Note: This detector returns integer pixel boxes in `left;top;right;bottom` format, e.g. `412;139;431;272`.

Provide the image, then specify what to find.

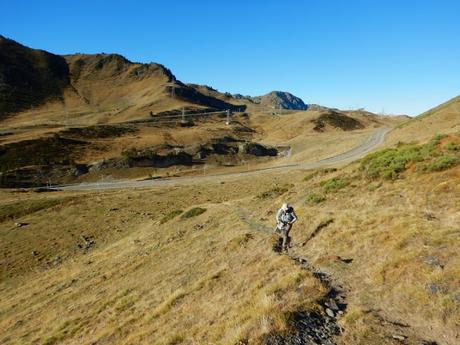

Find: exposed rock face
254;91;308;110
240;143;278;156
128;152;193;168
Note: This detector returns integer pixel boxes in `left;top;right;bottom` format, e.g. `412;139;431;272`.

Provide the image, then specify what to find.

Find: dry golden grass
286;165;460;344
0;173;327;345
386;95;460;146
1;99;458;344
1;156;458;344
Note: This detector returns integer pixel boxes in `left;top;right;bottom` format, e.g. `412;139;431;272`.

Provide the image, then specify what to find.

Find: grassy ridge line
393;95;460;130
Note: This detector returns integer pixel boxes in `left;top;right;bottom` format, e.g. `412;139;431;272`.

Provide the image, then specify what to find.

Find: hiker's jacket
276;208;297;227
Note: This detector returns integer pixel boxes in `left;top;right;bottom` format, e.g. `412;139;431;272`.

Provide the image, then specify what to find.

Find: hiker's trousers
281;224;292;250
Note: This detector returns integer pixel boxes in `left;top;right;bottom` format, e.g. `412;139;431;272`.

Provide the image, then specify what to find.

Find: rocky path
236;207;442;345
236;207;347;345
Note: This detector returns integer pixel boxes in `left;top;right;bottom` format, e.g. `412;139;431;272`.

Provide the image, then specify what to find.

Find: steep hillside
0;37;241;126
386;95;460;145
0;35;69;118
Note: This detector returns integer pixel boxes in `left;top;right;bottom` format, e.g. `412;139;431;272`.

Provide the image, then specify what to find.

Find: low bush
181;207;206;219
418;156;459;172
305;192;326;204
445;141;460;152
160;210;183;224
360;134;460;179
320;177;349;193
360;146;424;179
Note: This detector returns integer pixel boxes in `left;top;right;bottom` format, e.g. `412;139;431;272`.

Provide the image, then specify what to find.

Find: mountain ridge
0;36;317;126
0;36;243;124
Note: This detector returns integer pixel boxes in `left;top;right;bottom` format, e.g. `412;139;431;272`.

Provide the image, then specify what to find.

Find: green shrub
320;177;349;193
418;156;459;172
445;141;460;152
361;134;460;179
305;192;326;204
424;134;446;153
181;207;206;219
433;133;447;141
361;147;416;179
160;210;183;224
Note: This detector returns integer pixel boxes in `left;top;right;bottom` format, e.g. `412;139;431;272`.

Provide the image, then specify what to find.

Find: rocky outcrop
239;142;278;156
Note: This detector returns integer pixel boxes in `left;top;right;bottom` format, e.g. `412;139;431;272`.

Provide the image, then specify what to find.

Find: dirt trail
58;128;389;191
235;206;346;345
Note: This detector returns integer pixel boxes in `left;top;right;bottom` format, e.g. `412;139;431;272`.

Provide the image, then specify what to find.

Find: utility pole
182;107;185;124
226;109;230;125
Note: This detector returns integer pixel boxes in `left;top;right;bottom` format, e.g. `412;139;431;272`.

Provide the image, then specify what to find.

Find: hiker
275;203;297;252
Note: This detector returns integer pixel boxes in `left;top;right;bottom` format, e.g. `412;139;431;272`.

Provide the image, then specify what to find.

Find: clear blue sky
1;0;459;115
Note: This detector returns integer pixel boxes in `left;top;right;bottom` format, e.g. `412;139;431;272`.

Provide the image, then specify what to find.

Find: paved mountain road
59;127;389;191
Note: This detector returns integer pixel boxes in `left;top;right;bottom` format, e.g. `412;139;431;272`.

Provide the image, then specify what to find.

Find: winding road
59;127;389;191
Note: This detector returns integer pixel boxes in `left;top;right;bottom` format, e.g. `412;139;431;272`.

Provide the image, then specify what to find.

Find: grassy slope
386;95;460;146
0;174;326;345
0;135;459;344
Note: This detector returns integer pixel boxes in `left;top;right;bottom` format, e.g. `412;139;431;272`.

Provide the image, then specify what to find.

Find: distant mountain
231;91;308;110
252;91;308;110
0;36;243;123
